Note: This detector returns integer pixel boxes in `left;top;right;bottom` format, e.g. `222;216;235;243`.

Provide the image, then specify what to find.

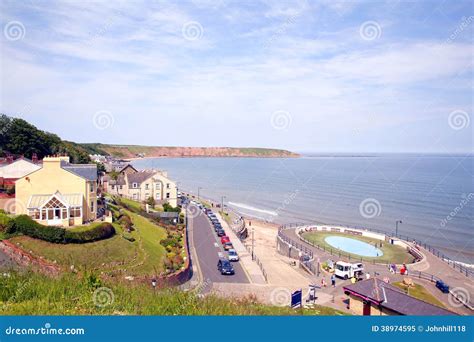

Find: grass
118;197;143;212
392;281;446;308
8;210;168;276
0;271;346;315
301;231;413;264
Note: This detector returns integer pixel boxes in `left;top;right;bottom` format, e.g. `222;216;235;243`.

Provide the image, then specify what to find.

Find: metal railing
279;222;474;278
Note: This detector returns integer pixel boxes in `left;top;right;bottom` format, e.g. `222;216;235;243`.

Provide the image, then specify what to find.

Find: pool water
325;236;383;257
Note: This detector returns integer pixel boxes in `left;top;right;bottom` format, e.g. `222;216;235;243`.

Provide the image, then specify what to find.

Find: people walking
331;274;336;287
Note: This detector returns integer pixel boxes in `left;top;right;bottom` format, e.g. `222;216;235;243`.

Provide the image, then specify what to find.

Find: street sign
291;289;302;309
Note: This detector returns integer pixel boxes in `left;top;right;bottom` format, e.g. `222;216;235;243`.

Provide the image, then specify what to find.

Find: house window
145;193;150;198
70;208;81;218
111;185;115;190
90;201;94;212
90;182;94;192
145;183;149;190
156;193;160;200
166;183;170;189
133;193;138;200
155;183;161;189
166;192;170;199
133;183;138;188
119;185;123;190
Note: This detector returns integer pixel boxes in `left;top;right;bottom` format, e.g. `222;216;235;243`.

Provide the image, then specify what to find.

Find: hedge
0;213;12;233
8;215;115;244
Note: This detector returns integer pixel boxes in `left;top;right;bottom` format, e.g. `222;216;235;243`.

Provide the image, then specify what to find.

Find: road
188;206;250;284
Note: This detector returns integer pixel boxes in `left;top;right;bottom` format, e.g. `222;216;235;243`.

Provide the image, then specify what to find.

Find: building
343;278;456;316
0;155;41;188
15;156;98;227
102;165;177;207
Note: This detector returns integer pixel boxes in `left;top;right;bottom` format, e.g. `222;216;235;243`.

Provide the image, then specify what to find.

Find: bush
118;215;133;232
0;213;12;232
64;223;115;243
163;203;180;213
8;216;115;244
11;215;66;243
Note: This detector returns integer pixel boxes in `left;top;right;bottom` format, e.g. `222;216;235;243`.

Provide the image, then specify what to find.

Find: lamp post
198;187;202;201
221;195;226;214
251;227;255;260
395;220;402;237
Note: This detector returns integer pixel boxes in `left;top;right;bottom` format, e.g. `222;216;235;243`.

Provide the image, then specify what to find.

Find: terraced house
15;156;98;227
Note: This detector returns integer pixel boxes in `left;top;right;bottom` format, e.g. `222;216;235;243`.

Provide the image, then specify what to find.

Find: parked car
217;258;235;275
216;229;226;237
334;261;364;280
221;236;230;244
435;280;450;293
223;242;233;251
227;249;239;261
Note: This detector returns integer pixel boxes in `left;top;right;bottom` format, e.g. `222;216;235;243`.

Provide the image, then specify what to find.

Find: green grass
8;211;168;276
301;232;412;264
118;197;143;212
392;282;446;308
0;271;346;315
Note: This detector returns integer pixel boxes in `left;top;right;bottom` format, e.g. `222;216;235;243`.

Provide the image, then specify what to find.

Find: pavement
187;205;250;288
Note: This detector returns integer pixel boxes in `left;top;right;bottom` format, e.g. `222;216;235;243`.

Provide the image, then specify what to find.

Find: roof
27;191;83;208
103;174;126;185
61;161;97;181
127;171;156;186
158;212;179;218
343;278;457;316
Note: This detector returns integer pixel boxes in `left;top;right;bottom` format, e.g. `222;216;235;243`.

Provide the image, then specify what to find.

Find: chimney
32;153;38;163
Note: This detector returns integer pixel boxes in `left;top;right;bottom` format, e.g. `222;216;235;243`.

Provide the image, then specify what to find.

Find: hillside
83;144;300;159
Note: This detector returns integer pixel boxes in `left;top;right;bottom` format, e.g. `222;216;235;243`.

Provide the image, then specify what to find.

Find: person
321;278;327;288
351;276;356;284
403;263;408;276
366;272;371;280
331;274;336;287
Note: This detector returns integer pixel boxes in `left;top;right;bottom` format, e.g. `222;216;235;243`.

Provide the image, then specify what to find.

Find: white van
334;261;364;280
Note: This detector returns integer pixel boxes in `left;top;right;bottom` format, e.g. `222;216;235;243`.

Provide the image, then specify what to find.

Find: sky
0;0;472;153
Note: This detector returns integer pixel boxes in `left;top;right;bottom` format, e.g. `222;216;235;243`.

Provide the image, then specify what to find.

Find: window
166;183;170;189
156;193;160;200
119;185;123;190
145;183;149;190
166;192;170;199
90;201;94;212
133;183;138;188
111;185;115;190
155;183;161;189
90;182;94;192
133;193;138;200
145;193;150;198
70;208;81;218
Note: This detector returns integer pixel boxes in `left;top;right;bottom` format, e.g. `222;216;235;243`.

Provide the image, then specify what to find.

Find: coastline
124;155;300;161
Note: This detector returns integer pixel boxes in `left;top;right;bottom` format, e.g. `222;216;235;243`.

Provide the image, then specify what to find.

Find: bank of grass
301;232;412;264
8;210;167;275
0;271;346;315
392;281;446;308
118;197;143;212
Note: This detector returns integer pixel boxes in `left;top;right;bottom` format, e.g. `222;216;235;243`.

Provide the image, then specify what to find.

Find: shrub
146;196;155;207
64;223;115;243
163;203;180;213
11;215;66;243
0;213;12;232
118;215;133;231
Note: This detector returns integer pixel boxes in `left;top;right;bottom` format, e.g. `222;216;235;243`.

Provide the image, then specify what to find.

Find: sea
132;154;473;264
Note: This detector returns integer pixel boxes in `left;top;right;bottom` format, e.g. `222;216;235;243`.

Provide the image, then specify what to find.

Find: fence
279;223;474;278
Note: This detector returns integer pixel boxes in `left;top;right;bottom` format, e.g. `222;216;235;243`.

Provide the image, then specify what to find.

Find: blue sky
0;0;472;153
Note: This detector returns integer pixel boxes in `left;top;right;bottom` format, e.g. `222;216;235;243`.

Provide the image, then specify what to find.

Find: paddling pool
325;236;383;257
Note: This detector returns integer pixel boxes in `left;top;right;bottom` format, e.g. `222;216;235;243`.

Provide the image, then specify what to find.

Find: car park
217;258;235;275
223;242;233;251
221;236;230;244
227;249;239;261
